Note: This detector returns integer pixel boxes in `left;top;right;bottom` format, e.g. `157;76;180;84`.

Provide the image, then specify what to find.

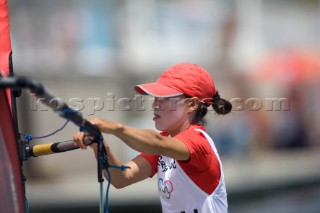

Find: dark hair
211;92;232;115
188;92;232;125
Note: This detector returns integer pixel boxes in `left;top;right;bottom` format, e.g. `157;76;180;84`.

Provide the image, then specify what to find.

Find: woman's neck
168;121;191;137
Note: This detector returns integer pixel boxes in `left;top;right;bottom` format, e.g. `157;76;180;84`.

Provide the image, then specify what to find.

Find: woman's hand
72;117;107;149
73;117;115;149
73;131;89;150
88;117;122;134
87;117;104;131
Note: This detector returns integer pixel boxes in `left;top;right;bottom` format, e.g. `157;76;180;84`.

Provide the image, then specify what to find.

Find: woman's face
152;96;189;134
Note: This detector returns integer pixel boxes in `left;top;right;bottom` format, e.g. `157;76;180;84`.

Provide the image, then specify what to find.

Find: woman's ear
186;97;200;112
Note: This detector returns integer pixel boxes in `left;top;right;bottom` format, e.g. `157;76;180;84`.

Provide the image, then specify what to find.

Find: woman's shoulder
175;125;211;152
177;124;207;140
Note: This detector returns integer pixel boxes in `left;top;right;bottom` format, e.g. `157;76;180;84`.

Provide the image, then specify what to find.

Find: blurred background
7;0;320;212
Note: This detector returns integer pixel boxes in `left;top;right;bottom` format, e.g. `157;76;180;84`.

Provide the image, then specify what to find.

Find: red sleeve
174;129;212;171
139;153;158;177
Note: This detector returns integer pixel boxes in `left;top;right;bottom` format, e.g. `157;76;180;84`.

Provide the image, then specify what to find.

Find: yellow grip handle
32;144;54;157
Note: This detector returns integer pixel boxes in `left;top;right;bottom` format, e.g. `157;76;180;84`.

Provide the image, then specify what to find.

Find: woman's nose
152;99;158;110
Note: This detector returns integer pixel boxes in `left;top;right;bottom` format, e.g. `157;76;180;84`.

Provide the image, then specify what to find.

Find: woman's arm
88;117;190;161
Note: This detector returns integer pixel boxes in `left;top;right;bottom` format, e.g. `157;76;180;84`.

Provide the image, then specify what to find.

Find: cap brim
135;82;183;97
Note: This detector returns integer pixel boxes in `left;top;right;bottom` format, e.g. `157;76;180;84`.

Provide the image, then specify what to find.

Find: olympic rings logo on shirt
158;178;173;199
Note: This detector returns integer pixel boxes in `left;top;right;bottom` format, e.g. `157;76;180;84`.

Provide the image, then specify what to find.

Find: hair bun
212;92;232;115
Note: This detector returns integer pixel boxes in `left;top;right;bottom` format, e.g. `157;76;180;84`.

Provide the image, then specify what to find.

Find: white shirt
157;129;228;213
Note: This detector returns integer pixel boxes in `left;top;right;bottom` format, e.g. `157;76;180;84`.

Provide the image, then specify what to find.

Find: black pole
9;53;21;142
7;52;27;212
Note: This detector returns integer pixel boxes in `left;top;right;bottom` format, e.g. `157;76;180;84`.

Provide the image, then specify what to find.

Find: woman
73;63;232;213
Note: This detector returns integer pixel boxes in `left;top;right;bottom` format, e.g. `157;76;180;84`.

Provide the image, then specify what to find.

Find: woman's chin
155;124;166;132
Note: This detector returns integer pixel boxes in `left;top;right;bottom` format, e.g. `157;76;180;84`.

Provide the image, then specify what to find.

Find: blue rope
102;160;130;213
25;196;29;213
99;139;130;213
100;181;104;213
19;120;69;141
105;168;111;213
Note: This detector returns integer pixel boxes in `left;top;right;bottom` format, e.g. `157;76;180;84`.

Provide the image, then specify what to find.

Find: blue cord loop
103;163;130;213
109;165;131;171
25;134;33;141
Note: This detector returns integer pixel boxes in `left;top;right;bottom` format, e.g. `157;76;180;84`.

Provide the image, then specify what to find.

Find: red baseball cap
135;63;217;105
